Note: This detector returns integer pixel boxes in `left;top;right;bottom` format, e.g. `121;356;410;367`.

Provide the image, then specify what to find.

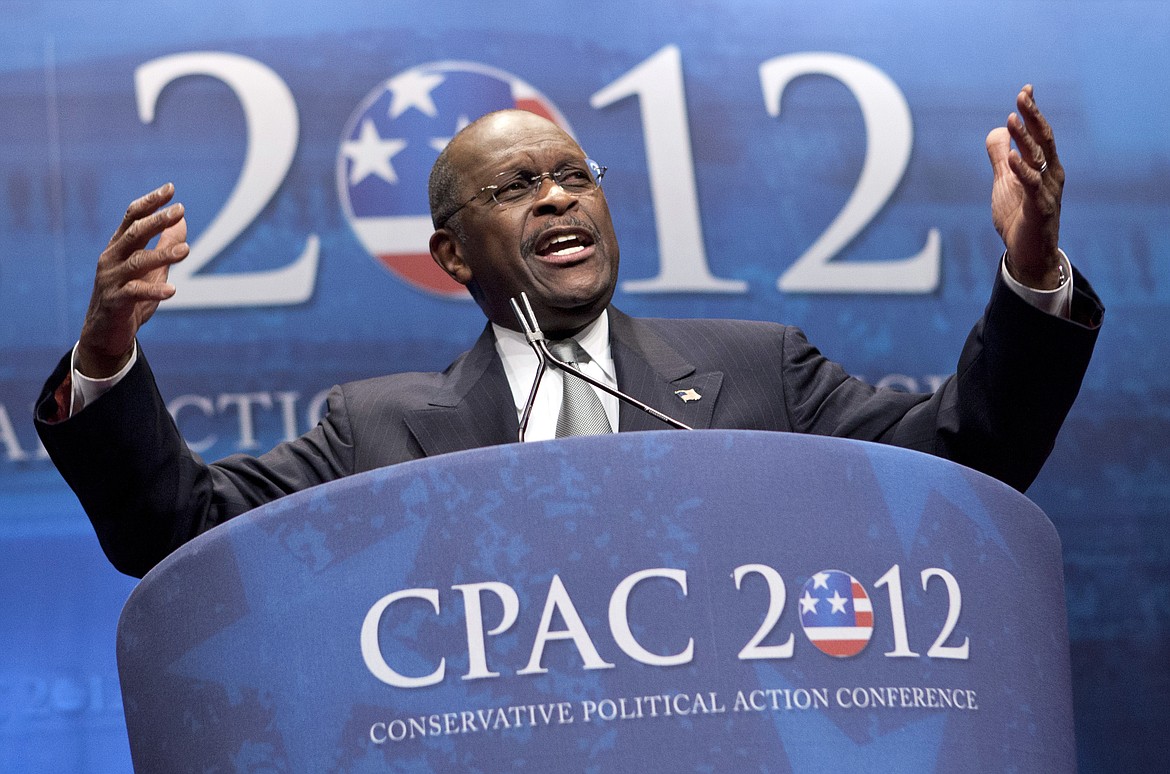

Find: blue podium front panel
118;431;1073;772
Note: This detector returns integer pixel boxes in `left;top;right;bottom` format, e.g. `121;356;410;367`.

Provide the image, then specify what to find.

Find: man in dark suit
36;87;1103;578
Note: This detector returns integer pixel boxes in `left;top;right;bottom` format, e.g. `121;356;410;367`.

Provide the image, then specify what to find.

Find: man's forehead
453;111;584;170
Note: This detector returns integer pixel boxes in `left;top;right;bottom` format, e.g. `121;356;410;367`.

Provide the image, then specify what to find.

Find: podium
116;431;1075;772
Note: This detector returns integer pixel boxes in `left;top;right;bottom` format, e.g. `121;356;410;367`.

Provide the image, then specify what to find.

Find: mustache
520;216;601;256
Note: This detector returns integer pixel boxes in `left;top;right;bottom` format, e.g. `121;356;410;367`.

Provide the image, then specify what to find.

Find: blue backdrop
1;1;1166;771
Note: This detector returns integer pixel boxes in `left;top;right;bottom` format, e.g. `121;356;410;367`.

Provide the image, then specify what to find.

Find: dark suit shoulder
338;369;455;410
632;315;787;336
620;314;795;371
334;331;494;411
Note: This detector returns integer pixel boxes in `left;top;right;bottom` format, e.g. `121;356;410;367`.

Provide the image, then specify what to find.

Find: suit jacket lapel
609;307;723;431
403;325;520;457
405;309;723;455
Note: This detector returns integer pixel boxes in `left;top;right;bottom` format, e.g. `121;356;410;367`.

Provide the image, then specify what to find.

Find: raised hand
985;85;1066;289
76;184;189;377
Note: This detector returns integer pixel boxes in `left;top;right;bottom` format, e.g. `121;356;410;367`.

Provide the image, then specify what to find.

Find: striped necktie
548;339;613;437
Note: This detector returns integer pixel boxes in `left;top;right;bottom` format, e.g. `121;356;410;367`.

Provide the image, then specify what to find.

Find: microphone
508;293;693;442
508;293;549;442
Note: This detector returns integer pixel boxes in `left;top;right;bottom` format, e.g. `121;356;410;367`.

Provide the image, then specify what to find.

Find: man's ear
429;228;473;286
430;228;473;286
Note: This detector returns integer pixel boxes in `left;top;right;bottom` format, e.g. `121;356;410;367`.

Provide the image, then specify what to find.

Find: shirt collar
492;309;615;409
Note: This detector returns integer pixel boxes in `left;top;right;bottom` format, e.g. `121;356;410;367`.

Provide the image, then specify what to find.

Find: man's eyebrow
483;153;587;180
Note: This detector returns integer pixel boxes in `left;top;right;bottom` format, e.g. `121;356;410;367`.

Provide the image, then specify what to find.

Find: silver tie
548;339;613;437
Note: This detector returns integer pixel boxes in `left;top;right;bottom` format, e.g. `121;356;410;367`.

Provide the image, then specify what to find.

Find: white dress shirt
492;309;619;441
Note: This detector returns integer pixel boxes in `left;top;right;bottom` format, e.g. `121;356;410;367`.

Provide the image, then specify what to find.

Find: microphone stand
509;293;693;443
508;294;549;442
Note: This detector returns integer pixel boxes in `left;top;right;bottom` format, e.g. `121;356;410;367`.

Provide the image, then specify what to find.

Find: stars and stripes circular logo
798;569;874;657
337;61;575;297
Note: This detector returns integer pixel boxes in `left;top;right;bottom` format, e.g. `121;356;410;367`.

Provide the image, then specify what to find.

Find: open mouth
535;228;595;259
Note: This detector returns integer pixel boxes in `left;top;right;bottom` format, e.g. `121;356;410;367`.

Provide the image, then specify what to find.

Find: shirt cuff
1000;250;1074;319
69;341;138;417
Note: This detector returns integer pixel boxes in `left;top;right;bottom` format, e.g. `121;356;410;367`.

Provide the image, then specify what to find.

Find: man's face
431;111;620;336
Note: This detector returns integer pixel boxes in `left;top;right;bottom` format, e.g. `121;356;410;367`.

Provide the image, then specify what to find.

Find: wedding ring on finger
1038;160;1048;175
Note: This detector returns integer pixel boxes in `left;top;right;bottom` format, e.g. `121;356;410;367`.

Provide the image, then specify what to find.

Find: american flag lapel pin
674;388;701;403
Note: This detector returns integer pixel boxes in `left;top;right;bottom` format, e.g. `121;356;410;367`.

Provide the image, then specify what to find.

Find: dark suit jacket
37;272;1103;577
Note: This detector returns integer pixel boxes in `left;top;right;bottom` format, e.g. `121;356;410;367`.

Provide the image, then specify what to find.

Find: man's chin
532;289;612;333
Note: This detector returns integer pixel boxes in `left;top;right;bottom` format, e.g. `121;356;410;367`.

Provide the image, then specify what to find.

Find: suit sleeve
35;349;356;577
780;267;1103;491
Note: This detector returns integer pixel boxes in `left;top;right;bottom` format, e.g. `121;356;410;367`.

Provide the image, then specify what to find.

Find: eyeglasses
436;158;606;228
